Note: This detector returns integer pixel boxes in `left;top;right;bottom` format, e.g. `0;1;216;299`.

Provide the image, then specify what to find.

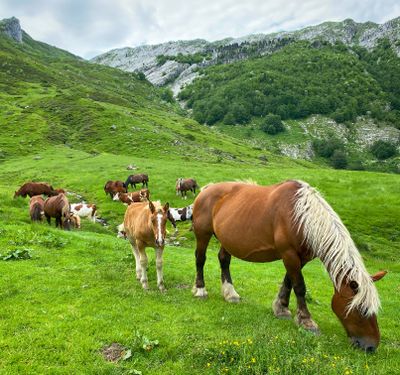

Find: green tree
260;114;285;135
331;150;348;169
370;140;398;160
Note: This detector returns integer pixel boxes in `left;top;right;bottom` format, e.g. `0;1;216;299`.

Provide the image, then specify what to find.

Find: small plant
1;248;32;261
133;331;159;352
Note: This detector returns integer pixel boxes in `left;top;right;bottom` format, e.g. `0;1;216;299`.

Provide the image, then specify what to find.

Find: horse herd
13;177;387;352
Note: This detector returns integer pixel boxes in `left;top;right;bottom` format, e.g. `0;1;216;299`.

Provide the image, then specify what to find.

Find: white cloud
0;0;398;58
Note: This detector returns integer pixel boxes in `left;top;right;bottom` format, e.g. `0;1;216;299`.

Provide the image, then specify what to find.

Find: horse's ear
163;202;169;212
371;270;387;282
149;201;155;213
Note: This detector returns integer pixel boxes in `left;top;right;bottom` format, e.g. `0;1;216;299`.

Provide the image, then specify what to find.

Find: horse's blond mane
292;181;380;316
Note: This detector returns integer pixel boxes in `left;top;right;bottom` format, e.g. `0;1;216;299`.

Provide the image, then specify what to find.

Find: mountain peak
0;17;23;43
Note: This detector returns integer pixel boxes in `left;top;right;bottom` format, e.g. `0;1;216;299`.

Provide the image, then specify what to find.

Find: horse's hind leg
282;255;319;333
219;247;240;303
129;239;142;281
155;247;166;292
192;231;212;298
273;273;292;319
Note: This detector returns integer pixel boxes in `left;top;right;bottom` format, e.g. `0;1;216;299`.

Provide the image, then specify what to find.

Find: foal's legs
272;273;292;319
282;254;319;333
155;247;166;292
129;239;142;280
137;241;149;290
219;247;240;302
192;231;212;298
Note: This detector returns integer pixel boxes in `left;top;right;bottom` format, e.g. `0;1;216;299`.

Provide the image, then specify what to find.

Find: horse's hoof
296;316;320;335
272;299;292;319
192;286;208;298
158;284;166;293
141;282;149;290
221;282;240;303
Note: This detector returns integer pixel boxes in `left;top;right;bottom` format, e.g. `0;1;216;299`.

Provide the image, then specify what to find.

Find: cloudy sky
1;0;399;59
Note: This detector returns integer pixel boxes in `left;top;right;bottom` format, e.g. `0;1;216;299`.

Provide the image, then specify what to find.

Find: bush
312;137;344;158
260;114;285;135
160;88;174;103
331;150;348;169
370;140;397;160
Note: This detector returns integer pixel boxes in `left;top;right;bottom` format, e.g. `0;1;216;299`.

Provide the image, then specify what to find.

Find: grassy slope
0;148;399;374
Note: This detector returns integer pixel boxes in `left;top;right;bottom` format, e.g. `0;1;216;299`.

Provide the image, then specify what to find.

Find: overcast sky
1;0;399;59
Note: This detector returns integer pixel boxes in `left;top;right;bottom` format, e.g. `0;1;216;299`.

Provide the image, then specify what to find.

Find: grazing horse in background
54;188;66;195
71;203;97;223
104;180;127;198
124;201;169;291
192;180;386;352
70;213;81;229
14;182;57;198
113;189;150;205
43;193;72;230
167;204;193;229
29;195;45;221
125;174;149;189
176;178;199;199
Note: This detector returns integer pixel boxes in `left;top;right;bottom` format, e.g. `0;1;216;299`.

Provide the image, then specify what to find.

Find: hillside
91;17;400;93
0;17;284;166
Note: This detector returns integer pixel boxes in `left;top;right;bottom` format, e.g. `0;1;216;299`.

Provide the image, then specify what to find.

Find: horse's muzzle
351;337;377;353
155;239;165;247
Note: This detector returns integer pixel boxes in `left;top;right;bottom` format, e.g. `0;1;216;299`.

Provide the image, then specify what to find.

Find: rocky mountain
0;17;23;43
92;17;400;94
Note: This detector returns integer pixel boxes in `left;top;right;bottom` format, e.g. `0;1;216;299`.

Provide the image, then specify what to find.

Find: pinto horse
43;193;72;230
192;180;386;352
104;180;127;198
167;204;193;229
14;182;57;198
113;189;150;205
124;201;169;291
125;174;149;189
29;195;45;221
176;178;199;199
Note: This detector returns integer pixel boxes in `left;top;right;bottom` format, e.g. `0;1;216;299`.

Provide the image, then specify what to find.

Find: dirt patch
175;283;190;289
101;342;126;362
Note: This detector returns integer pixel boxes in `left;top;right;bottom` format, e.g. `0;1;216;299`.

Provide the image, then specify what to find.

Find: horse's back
193;181;303;261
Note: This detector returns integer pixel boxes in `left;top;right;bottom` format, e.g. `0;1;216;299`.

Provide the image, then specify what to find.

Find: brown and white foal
124;201;169;291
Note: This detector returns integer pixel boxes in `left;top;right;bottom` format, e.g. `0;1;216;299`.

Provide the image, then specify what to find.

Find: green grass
0;147;399;374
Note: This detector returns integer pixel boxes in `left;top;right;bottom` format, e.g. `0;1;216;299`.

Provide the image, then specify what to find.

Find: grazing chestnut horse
104;180;127;198
29;195;44;221
192;180;386;352
14;182;57;198
43;193;72;230
113;189;150;205
176;178;199;199
124;201;169;291
125;174;149;189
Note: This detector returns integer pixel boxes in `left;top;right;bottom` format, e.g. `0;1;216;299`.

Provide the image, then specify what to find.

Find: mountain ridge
91;16;400;93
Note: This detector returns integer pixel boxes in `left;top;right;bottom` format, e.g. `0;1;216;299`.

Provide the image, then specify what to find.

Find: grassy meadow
0;147;399;375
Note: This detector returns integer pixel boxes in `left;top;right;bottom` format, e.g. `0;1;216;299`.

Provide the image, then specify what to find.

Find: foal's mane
292;181;380;316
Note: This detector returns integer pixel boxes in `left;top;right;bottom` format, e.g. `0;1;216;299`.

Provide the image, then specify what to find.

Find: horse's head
62;212;72;231
331;271;387;352
13;190;21;198
149;201;169;247
139;189;149;202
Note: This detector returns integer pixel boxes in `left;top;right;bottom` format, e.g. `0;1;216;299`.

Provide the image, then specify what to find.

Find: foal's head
149;201;169;247
331;271;386;352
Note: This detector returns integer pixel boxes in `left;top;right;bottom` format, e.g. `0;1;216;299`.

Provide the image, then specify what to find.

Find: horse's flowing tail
31;204;42;221
292;181;380;316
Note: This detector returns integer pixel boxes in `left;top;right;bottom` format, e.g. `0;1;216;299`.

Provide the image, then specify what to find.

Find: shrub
370;140;397;160
331;149;348;169
312;137;344;158
260;114;285;135
160;88;174;103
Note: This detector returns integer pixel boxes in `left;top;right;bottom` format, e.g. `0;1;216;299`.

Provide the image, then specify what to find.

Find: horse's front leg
137;242;149;290
129;239;142;280
219;247;240;303
192;231;212;298
45;214;51;225
155;247;166;292
283;255;319;333
273;273;292;319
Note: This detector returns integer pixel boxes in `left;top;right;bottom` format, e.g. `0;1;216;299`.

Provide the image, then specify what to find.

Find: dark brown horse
104;180;127;198
124;201;169;291
192;180;386;352
43;193;72;230
176;178;199;199
29;195;45;221
14;182;57;198
125;174;149;189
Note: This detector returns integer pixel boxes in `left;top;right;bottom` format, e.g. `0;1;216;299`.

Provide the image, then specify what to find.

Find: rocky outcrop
92;17;400;94
0;17;22;43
